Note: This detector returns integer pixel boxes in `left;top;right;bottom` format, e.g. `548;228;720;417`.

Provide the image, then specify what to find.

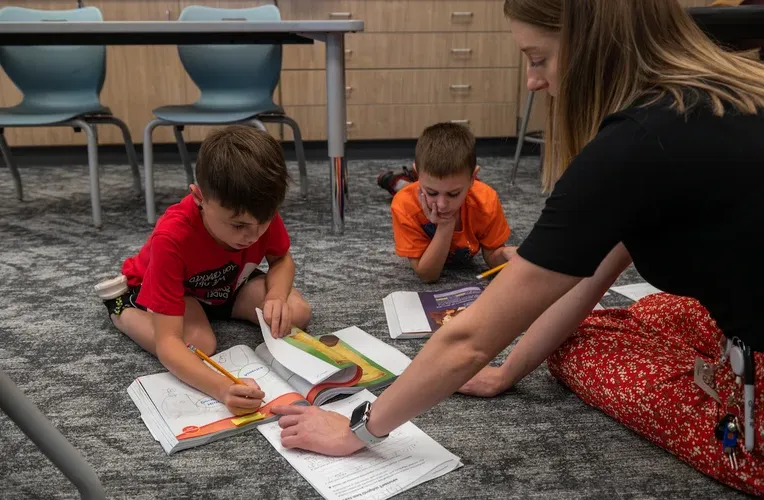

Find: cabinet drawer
281;68;519;106
278;0;509;32
283;103;517;141
284;32;518;70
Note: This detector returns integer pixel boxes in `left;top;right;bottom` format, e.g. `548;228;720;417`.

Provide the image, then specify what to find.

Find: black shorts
107;269;265;321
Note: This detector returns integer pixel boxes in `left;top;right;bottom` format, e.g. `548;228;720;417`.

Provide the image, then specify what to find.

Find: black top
517;93;764;351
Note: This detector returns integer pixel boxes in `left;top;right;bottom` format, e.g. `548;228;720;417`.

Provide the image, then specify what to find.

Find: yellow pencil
187;344;245;386
475;262;508;280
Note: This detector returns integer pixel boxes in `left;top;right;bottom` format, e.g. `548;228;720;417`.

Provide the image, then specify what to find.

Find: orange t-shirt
391;180;511;264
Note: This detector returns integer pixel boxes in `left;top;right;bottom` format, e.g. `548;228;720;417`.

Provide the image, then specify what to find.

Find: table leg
325;33;347;235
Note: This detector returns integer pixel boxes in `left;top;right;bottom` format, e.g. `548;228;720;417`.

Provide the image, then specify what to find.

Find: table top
688;6;764;41
0;19;364;45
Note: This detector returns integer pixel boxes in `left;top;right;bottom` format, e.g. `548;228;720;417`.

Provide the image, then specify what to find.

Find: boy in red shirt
94;125;311;416
391;123;516;283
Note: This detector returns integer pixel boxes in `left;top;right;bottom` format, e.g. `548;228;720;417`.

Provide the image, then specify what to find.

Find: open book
383;282;486;339
127;320;411;454
259;390;463;500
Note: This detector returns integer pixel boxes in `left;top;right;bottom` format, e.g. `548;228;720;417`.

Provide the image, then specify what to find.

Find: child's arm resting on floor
153;313;265;415
408;217;456;283
263;251;296;338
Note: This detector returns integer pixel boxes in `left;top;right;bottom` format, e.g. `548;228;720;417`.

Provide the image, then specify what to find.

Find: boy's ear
472;165;481;181
189;184;204;207
412;162;418;175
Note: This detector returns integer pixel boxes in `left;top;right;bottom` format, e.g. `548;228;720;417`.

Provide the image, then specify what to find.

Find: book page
258;308;351;385
610;282;663;301
136;345;297;436
254;343;359;400
390;291;431;334
258;390;463;500
333;326;411;378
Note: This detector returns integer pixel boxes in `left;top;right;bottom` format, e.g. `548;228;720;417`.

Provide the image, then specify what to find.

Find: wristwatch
349;401;388;445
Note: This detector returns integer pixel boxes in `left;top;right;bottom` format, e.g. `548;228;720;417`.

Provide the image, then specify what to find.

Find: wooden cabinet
0;0;719;147
279;0;518;141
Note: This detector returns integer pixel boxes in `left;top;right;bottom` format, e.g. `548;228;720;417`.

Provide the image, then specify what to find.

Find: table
0;20;364;234
689;6;764;43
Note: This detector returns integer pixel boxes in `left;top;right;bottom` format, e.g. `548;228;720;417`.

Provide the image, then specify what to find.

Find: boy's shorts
106;269;265;321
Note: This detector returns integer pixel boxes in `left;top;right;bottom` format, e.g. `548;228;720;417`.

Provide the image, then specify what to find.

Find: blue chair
143;4;307;223
0;6;141;228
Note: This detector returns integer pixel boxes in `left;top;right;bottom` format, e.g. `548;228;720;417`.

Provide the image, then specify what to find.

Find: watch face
350;401;370;427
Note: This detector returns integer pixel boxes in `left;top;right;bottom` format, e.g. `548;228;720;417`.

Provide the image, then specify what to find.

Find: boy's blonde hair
196;125;290;222
415;122;477;178
504;0;764;192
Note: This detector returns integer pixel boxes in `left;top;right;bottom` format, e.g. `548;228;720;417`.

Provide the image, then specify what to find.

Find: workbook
127;313;411;454
383;282;487;339
258;390;463;500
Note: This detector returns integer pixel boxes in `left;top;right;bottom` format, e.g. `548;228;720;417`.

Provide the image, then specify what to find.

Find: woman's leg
547;293;764;496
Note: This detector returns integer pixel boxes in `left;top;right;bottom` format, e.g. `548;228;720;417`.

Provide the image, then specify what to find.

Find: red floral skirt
548;293;764;496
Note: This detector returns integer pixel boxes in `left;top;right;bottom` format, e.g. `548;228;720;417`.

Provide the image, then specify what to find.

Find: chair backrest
0;7;106;107
177;5;282;109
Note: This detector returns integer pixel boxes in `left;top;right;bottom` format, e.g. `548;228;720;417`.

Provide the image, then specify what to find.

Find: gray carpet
0;155;751;499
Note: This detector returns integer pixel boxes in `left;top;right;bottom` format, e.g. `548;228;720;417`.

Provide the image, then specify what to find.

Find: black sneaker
377;166;417;195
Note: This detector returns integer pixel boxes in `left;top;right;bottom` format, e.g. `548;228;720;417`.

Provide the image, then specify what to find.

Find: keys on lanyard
715;413;741;470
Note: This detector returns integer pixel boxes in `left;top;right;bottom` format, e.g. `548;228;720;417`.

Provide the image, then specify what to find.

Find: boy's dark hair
415;122;477;178
196;125;290;222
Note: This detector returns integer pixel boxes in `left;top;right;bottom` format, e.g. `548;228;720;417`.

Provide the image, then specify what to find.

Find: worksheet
258;390;463;500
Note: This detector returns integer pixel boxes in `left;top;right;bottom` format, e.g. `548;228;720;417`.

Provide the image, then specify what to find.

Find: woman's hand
457;365;512;397
272;405;366;456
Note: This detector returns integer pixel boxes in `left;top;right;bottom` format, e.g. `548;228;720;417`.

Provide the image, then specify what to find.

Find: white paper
390;292;431;334
610;282;663;301
257;308;344;385
593;303;605;310
258;390;462;500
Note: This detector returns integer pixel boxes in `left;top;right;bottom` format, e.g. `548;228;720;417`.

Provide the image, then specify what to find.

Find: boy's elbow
412;265;440;284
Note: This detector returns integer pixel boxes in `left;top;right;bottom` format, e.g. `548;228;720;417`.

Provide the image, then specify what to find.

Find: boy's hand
419;188;458;226
263;297;292;338
501;246;518;263
221;378;265;416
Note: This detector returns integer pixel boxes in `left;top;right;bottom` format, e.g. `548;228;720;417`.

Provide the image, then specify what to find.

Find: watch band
350;401;388;445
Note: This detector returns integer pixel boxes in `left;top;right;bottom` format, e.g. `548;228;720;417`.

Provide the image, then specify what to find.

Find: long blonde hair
504;0;764;192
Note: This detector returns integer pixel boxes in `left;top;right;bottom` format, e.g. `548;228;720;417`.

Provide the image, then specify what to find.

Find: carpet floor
0;155;751;499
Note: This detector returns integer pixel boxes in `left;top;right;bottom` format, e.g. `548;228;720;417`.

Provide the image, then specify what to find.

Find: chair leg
144;119;165;225
91;116;142;196
0;129;22;201
0;369;107;500
510;91;535;187
172;126;194;187
71;118;101;228
259;115;308;199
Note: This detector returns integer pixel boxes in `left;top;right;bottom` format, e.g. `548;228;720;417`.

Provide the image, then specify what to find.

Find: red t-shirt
121;194;290;316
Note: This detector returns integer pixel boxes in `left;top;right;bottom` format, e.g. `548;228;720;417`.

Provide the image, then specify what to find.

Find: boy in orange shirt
391;122;516;283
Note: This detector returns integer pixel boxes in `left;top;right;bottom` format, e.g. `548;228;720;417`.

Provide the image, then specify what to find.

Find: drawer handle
450;119;470;125
450;48;473;55
345;49;353;55
221;18;247;21
451;12;474;18
449;84;472;90
329;12;352;18
42;19;68;22
346;121;354;127
345;86;353;92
